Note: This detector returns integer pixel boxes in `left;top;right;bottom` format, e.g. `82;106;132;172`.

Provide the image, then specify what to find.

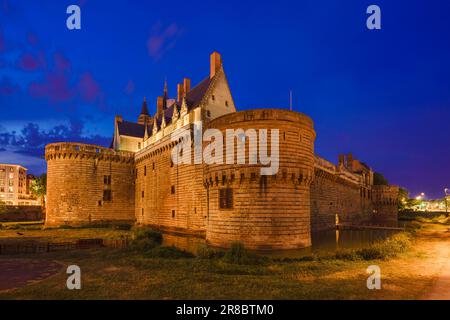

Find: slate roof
117;76;212;140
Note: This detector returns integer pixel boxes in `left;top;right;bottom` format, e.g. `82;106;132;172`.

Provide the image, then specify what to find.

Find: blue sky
0;0;449;198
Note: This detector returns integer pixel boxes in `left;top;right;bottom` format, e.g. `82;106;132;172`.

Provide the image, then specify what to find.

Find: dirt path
420;226;450;300
0;259;62;292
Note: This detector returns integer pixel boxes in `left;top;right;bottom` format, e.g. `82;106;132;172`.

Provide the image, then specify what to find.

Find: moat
162;228;400;259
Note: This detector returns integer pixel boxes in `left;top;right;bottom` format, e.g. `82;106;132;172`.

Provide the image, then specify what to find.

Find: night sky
0;0;449;199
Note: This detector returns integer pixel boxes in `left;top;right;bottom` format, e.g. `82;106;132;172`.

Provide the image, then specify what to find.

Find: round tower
203;109;316;250
45;143;136;227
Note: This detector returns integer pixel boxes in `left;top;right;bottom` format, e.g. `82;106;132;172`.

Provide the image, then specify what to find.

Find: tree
398;187;409;211
373;172;389;186
30;174;47;208
0;201;6;214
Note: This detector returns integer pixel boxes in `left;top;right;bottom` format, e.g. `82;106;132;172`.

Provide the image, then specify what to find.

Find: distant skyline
0;0;449;198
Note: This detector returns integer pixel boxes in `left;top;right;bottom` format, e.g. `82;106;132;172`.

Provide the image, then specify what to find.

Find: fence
0;237;130;255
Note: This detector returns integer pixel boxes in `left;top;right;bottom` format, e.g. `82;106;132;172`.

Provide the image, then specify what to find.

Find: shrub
131;226;162;243
405;221;422;233
222;241;262;265
129;226;163;251
145;246;194;259
129;238;159;251
197;244;225;259
335;249;360;261
356;233;411;260
0;202;6;214
331;233;412;261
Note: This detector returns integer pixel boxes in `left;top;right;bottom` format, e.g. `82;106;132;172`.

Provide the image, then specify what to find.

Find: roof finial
164;78;168;97
163;78;168;110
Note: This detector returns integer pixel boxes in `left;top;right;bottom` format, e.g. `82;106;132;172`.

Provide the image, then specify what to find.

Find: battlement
208;108;314;128
45;143;135;163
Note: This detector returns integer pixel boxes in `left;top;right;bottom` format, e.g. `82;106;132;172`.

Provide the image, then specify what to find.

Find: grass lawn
0;222;130;242
0;222;448;300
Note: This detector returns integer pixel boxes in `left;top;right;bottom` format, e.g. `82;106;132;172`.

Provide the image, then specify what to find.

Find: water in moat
161;228;400;259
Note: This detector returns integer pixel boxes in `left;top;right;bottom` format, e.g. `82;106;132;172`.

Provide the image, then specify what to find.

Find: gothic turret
138;97;151;125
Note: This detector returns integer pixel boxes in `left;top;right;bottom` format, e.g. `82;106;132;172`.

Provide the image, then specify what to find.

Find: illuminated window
219;188;233;209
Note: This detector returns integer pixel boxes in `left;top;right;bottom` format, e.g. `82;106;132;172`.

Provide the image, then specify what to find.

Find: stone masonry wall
45;143;135;226
310;168;372;232
372;185;399;226
135;131;207;235
204;109;316;250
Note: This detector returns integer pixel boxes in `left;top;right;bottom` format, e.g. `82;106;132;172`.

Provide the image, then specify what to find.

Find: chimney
177;83;184;102
210;51;222;79
347;153;353;171
183;78;191;95
156;96;164;116
113;115;123;150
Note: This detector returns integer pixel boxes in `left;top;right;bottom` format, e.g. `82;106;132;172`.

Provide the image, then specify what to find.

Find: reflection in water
161;228;399;259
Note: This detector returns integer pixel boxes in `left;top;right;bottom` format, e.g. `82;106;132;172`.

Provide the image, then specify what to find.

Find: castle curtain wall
310;169;368;232
135;133;207;235
45;143;135;226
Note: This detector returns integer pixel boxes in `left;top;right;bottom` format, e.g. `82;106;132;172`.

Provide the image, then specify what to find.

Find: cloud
124;79;134;95
27;52;108;111
28;52;74;103
16;52;45;71
147;22;182;61
78;72;101;103
29;69;73;103
0;76;20;96
0;120;111;159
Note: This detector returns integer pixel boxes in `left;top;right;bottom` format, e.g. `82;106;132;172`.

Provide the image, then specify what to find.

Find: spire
163;78;168;110
164;78;168;97
141;96;149;115
138;96;151;125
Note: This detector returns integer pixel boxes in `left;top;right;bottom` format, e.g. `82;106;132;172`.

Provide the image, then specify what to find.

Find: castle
45;52;399;250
